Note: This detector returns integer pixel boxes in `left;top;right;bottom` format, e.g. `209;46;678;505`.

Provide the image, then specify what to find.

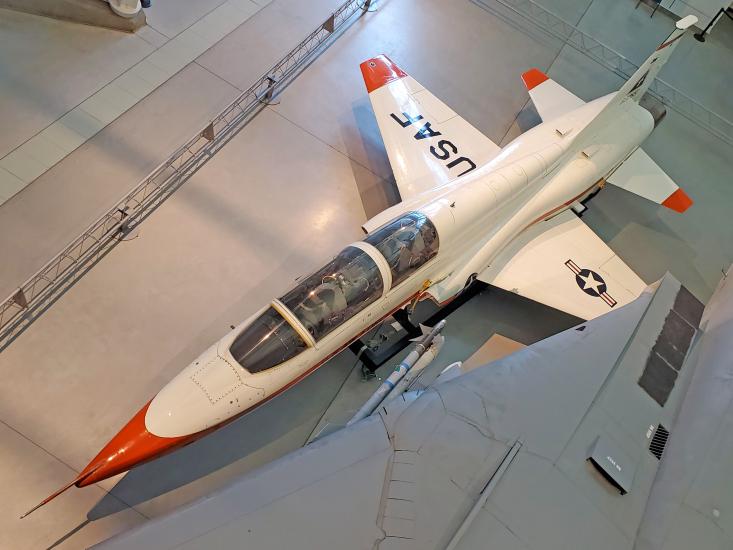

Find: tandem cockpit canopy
228;212;439;373
280;246;385;341
364;212;439;287
229;306;308;374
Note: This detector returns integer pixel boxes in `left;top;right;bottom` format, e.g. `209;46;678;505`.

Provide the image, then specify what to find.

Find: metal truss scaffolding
3;0;729;350
475;0;733;146
0;0;374;350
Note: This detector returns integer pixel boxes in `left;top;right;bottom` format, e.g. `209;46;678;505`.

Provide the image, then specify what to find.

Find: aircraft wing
361;55;501;200
521;68;585;121
477;209;646;319
96;273;713;550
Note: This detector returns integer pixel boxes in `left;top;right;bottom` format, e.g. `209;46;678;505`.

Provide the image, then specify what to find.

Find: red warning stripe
656;33;684;50
600;293;618;308
565;259;582;275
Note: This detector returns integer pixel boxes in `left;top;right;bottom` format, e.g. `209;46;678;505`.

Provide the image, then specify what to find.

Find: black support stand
351;281;488;373
694;7;733;42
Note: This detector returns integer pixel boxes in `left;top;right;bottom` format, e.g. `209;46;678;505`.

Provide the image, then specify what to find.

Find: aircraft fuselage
72;91;655;488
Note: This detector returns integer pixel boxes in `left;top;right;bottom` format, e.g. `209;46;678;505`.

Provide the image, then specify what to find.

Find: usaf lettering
390;112;476;177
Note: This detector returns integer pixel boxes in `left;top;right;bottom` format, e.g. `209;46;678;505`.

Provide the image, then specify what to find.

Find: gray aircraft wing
633;270;733;550
97;269;731;550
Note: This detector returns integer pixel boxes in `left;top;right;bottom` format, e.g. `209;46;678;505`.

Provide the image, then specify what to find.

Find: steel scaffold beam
474;0;733;146
0;0;375;350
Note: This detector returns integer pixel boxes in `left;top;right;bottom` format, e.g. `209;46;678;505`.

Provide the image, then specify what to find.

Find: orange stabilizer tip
522;68;549;91
662;187;693;213
360;55;407;93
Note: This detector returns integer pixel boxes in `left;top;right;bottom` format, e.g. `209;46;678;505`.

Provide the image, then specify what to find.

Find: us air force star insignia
565;259;618;308
578;270;605;296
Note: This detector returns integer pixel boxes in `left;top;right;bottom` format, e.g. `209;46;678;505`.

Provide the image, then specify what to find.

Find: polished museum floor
0;0;730;547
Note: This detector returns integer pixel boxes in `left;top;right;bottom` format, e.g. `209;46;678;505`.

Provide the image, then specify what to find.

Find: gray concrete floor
0;8;153;159
0;0;731;548
0;0;270;202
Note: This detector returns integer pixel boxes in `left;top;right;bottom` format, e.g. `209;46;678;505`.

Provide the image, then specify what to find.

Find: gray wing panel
96;417;392;550
453;274;704;549
635;270;733;550
99;272;714;550
435;284;655;462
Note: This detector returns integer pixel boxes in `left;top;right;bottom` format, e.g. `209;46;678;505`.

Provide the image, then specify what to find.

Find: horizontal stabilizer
608;148;692;212
521;68;585;122
478;210;646;319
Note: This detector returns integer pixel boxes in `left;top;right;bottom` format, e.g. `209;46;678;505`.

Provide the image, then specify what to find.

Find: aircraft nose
76;400;195;487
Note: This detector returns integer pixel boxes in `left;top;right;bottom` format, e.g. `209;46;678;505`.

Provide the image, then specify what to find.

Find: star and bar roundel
565;259;617;308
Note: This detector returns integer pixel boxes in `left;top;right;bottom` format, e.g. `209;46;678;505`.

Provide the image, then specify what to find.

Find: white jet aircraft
25;15;697;516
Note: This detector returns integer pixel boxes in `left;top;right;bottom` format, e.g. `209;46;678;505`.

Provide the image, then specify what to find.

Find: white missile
382;333;445;404
347;320;447;426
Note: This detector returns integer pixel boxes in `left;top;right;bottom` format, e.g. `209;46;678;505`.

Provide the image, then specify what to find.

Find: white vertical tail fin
521;13;696;124
616;15;697;104
569;16;697;146
554;16;697;214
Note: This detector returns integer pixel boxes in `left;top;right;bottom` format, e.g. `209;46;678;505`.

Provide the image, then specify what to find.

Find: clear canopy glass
279;246;384;341
229;214;439;372
229;307;307;373
364;212;439;287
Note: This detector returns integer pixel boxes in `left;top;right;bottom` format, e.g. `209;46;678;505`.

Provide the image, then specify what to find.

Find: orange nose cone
76;400;194;487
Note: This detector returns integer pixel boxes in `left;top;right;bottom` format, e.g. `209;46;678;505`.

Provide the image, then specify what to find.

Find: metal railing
0;0;375;350
474;0;733;146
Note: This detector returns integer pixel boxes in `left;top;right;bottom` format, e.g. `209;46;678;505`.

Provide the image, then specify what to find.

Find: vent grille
649;425;669;460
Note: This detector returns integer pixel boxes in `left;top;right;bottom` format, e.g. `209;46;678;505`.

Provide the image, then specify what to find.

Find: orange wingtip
662;187;693;213
360;55;407;93
522;68;549;91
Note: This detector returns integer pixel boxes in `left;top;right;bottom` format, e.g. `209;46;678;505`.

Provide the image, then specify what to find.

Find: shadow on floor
45;519;90;550
516;102;542;132
346;99;401;219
